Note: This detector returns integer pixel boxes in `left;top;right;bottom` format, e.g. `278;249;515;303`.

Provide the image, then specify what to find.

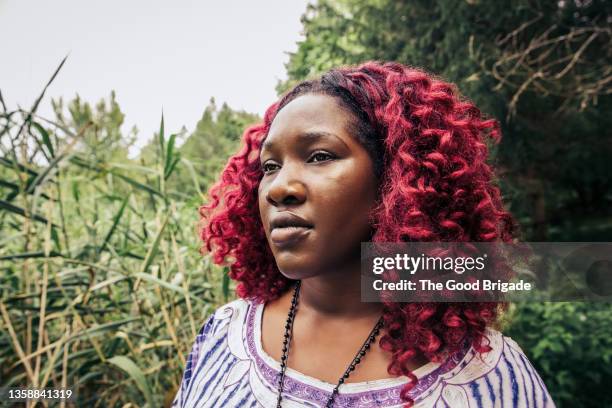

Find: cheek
316;172;376;232
257;189;268;231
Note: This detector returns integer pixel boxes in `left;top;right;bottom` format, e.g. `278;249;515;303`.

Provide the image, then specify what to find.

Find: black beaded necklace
276;280;384;408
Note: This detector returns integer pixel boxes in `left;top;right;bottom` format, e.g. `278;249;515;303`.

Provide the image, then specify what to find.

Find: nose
265;162;307;207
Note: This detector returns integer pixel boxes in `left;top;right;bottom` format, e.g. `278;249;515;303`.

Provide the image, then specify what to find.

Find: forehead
262;94;354;151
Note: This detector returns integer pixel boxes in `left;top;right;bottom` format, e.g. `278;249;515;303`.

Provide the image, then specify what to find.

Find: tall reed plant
0;59;232;407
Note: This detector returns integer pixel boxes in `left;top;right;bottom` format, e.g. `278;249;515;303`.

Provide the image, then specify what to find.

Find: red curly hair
199;61;519;407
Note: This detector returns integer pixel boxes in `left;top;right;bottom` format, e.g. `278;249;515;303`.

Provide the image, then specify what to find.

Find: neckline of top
247;299;470;396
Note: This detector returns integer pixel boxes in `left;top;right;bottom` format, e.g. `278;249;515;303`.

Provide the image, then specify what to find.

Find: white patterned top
172;298;555;407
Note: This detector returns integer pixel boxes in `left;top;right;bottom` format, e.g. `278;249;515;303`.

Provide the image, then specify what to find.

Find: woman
172;61;555;407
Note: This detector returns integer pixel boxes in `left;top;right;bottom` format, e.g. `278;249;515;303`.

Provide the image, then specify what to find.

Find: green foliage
107;355;155;407
52;91;136;164
505;302;612;407
281;0;612;243
0;67;248;406
175;98;260;195
136;98;260;200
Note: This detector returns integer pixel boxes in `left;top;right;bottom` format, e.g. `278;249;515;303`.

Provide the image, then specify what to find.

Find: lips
270;212;313;230
270;226;312;247
269;212;313;248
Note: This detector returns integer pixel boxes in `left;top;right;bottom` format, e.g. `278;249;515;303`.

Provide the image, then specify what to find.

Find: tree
52;91;137;164
172;98;260;196
279;0;612;242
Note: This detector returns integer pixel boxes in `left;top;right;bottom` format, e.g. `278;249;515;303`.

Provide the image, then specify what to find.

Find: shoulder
184;297;256;371
202;297;254;340
172;297;257;407
440;329;556;407
213;297;253;317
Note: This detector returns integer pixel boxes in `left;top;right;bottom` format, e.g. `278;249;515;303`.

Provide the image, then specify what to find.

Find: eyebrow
260;131;348;153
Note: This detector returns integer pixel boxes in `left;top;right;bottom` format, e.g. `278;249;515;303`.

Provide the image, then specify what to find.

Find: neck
296;261;383;321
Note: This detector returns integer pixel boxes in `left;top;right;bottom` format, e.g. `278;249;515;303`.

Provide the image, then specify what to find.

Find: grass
0;61;231;407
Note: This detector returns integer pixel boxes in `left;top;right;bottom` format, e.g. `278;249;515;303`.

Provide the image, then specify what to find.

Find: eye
261;151;335;175
309;151;335;163
261;161;279;174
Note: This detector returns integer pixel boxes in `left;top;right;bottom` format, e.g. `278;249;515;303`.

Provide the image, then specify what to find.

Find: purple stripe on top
502;351;520;408
244;300;472;407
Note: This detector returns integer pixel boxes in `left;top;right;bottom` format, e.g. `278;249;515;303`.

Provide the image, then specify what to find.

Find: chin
274;261;320;281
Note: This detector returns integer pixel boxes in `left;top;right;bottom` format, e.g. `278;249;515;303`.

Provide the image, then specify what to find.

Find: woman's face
258;94;379;279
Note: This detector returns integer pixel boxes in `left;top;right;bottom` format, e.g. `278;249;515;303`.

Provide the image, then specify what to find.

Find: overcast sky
0;0;311;153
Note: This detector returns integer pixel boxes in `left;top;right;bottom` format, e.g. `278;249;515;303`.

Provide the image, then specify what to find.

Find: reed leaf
138;214;169;275
0;251;62;261
158;114;165;163
0;198;57;226
132;272;187;296
98;194;131;256
24;153;66;194
68;317;141;342
30;121;55;157
0;157;39;177
112;171;163;197
107;355;155;407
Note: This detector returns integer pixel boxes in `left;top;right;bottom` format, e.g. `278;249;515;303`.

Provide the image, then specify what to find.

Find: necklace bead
276;280;384;407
